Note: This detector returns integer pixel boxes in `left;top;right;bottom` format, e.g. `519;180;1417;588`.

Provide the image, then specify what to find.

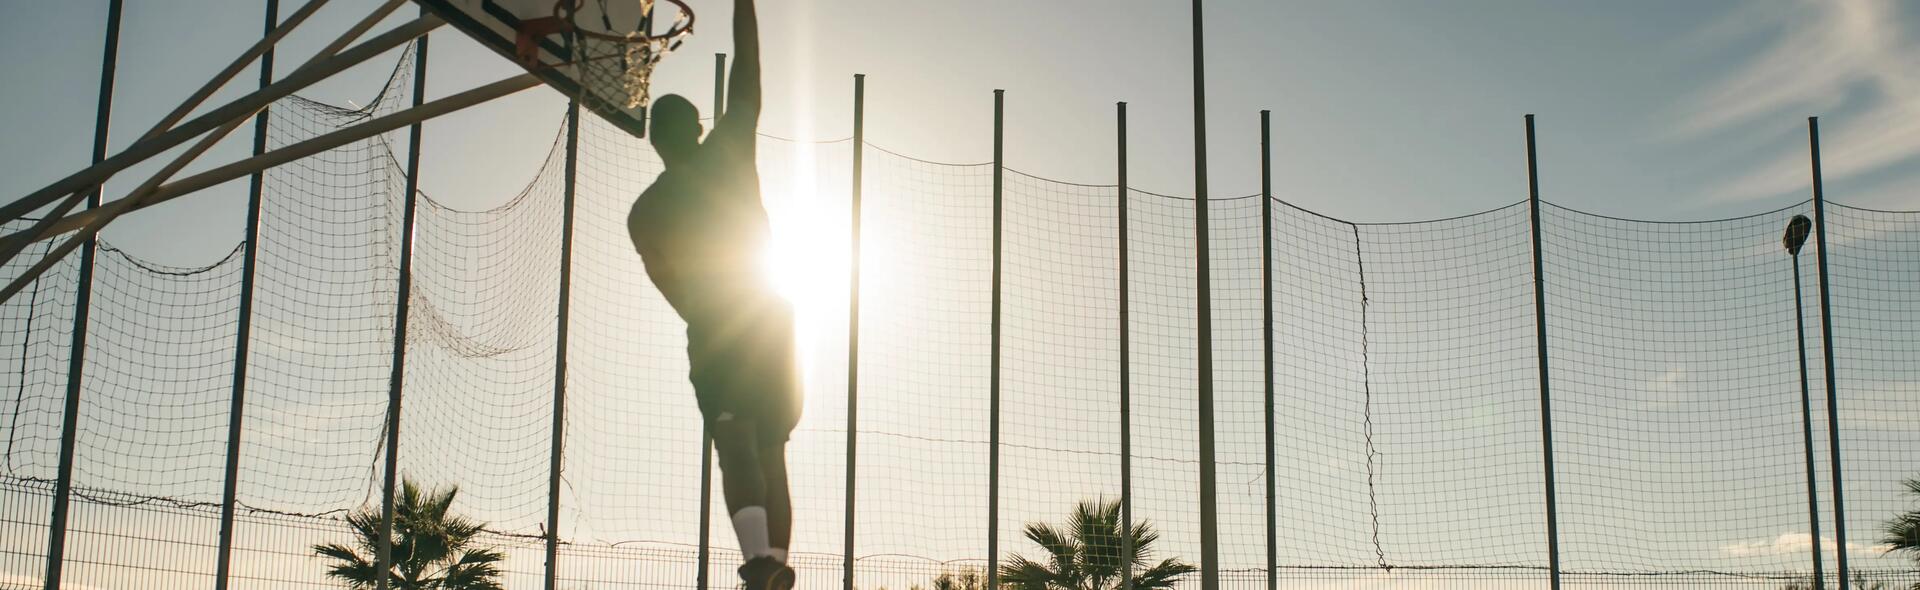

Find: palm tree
999;499;1196;590
1882;478;1920;590
312;479;506;590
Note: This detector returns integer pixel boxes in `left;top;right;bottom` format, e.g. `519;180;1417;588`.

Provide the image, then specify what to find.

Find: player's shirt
629;111;799;428
627;112;773;327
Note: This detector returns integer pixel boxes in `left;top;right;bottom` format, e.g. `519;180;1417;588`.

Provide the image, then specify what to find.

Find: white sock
731;506;773;560
769;548;788;563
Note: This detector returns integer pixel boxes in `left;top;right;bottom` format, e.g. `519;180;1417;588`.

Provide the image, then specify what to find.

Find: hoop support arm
139;73;542;220
0;15;442;227
0;0;328;263
0;71;542;305
0;0;408;270
2;192;88;253
138;0;334;145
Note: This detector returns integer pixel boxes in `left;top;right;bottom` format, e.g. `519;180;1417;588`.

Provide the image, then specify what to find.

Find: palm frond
1131;557;1198;590
999;554;1063;590
314;542;367;566
344;508;387;556
1076;499;1125;583
440;549;508;590
1128;519;1161;565
318;554;382;589
1025;521;1079;580
1884;512;1920;557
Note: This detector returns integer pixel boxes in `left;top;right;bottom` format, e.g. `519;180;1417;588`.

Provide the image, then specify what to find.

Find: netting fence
4;51;1920;590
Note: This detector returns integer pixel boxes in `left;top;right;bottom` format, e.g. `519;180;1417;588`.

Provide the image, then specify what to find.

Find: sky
2;2;1920;589
2;0;1919;266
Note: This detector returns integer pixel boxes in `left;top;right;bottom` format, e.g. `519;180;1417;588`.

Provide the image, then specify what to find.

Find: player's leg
758;438;791;558
758;437;795;590
714;417;771;553
713;415;793;590
710;416;771;556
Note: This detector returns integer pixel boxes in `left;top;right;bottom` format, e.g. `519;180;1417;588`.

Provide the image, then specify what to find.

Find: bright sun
758;143;851;370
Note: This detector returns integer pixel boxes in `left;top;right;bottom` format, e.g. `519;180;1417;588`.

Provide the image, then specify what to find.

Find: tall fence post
1117;101;1134;590
697;52;727;590
1524;114;1563;590
1190;1;1221;588
1259;110;1276;590
544;96;581;590
44;1;121;588
842;73;865;590
215;1;278;587
986;87;1005;590
376;24;429;590
1808;117;1850;589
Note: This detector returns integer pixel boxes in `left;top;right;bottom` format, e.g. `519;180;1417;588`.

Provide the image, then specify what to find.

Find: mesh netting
8;47;1920;590
0;219;82;585
1208;194;1267;575
1544;203;1811;578
1824;203;1920;587
852;147;995;589
1126;188;1204;580
998;171;1123;583
1358;204;1547;570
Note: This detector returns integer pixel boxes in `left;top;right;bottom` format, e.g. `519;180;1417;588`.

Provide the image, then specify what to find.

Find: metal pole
1524;115;1563;590
696;52;726;590
1260;110;1276;590
544;97;582;590
215;1;278;587
1808;117;1850;589
1118;101;1134;590
986;88;1005;590
1190;2;1220;588
842;73;865;590
44;2;120;588
1784;214;1824;589
376;26;429;590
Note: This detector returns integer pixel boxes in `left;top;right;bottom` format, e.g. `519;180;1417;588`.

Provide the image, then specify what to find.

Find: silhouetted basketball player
627;1;798;589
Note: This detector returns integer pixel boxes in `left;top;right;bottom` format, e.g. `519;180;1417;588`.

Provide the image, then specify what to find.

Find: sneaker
771;563;796;590
738;556;794;590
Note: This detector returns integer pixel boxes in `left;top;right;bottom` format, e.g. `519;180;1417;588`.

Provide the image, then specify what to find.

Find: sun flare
759;143;851;375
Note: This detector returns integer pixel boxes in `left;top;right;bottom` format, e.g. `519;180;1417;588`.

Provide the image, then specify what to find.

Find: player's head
650;94;702;163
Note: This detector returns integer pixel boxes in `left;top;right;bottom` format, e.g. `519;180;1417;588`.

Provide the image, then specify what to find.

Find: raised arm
722;0;760;130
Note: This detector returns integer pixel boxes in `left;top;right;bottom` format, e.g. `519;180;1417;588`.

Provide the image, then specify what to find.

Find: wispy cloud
1670;0;1920;203
1720;531;1891;558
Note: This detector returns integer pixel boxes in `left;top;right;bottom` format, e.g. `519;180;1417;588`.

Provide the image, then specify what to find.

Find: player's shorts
684;298;803;442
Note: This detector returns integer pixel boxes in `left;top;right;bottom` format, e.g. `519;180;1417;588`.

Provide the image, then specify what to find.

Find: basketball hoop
514;0;695;116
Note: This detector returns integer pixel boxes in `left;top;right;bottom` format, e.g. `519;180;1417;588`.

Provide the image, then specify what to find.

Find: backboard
413;0;693;138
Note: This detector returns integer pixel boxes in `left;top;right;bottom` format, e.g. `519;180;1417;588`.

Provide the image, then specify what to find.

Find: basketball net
572;0;692;112
517;0;694;116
